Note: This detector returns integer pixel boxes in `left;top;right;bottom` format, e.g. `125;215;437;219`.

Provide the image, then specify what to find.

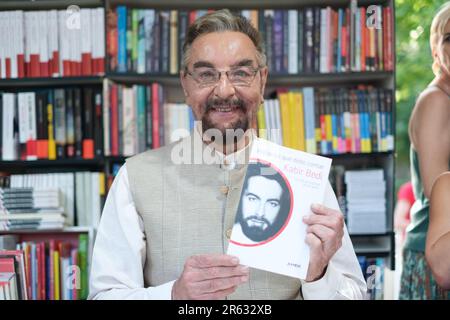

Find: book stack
345;169;386;234
0;8;105;79
0;187;66;231
0;172;105;230
0;234;89;300
258;86;394;155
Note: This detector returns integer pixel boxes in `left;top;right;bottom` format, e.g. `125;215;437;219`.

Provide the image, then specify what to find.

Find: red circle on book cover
229;157;294;247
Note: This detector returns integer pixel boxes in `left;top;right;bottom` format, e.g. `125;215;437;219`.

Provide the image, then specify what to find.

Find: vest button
226;229;232;239
220;186;229;195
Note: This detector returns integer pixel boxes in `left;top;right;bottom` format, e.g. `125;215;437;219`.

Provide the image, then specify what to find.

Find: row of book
259;87;394;155
103;82;166;156
0;234;89;300
358;256;386;300
0;172;104;230
0;88;103;161
0;188;66;231
0;8;105;79
328;166;387;235
107;2;394;74
1;85;394;160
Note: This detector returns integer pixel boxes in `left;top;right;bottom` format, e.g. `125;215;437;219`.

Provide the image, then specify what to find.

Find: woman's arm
425;172;450;289
409;89;450;198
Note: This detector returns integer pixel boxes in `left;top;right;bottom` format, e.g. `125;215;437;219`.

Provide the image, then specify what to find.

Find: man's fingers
310;203;341;217
305;233;322;249
197;286;238;300
306;224;336;242
303;213;344;230
194;265;249;281
186;254;240;268
195;275;249;294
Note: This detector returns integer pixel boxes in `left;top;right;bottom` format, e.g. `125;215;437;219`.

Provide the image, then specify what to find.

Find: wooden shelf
0;76;103;88
107;71;393;86
108;0;389;9
0;152;393;169
0;157;127;169
0;0;104;10
0;226;93;234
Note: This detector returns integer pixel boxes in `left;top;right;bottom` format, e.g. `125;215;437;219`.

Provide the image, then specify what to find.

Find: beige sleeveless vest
126;132;302;299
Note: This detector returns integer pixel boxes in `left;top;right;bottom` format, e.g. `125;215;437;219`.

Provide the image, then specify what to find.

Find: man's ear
259;66;268;101
180;70;189;97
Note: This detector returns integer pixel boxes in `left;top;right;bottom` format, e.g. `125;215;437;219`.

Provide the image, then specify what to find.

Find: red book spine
386;7;393;71
30;54;40;77
52;51;60;76
40;242;46;300
40;61;49;78
63;60;71;77
97;57;105;75
111;84;119;156
188;11;197;25
81;53;92;76
17;54;25;78
152;83;160;149
36;244;41;300
49;240;55;300
5;58;11;78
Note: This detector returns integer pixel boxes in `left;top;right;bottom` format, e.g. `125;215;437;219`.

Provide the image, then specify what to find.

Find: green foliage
395;0;445;186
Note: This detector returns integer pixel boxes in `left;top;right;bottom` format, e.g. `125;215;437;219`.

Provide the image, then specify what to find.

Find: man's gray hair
181;9;267;71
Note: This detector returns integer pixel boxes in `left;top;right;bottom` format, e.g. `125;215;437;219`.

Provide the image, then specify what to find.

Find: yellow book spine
287;92;299;150
54;251;60;300
53;251;61;300
99;172;106;196
325;114;332;145
47;102;56;160
294;92;306;151
278;93;291;148
256;104;267;140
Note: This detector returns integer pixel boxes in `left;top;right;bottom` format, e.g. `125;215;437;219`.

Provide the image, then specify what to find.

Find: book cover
227;138;332;279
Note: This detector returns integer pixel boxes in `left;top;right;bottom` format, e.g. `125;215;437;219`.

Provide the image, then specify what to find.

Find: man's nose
213;73;236;99
254;203;265;218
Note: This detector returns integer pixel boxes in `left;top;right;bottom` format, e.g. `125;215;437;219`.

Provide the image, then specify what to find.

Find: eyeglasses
186;66;262;87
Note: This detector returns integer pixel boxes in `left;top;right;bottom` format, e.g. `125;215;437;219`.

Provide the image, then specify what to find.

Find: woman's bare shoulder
432;172;450;195
411;87;450;125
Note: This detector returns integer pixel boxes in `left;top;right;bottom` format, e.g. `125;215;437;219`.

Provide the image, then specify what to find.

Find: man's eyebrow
192;61;215;69
231;59;255;68
246;192;260;200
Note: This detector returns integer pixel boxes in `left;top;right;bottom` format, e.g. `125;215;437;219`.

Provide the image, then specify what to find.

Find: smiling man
89;9;367;300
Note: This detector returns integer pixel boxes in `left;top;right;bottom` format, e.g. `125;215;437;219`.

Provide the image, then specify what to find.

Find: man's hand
172;254;249;300
303;203;344;282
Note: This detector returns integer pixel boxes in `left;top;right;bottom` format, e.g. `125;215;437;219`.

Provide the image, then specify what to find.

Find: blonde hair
181;9;266;71
430;2;450;75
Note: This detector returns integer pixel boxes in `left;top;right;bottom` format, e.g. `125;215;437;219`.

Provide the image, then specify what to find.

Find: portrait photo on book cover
231;159;293;247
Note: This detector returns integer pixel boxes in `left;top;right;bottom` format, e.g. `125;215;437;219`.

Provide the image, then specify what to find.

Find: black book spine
74;88;83;158
94;90;103;157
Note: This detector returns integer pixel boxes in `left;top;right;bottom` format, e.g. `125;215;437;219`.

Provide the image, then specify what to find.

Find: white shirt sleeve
88;165;176;300
301;182;368;300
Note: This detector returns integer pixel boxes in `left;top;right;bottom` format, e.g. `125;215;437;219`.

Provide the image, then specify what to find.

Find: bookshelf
0;0;396;299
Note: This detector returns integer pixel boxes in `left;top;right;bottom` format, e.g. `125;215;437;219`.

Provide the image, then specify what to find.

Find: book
227;138;332;279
